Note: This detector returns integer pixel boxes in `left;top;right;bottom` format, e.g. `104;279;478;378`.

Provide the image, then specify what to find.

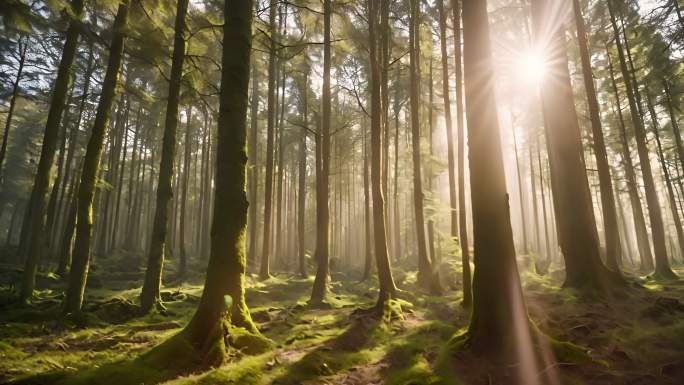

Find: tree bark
310;0;332;304
248;60;259;270
408;0;439;293
63;0;129;313
178;106;193;279
646;93;684;261
19;0;85;301
460;0;531;357
531;0;619;291
179;0;258;365
140;0;189;313
608;1;676;279
369;0;397;307
605;45;654;272
452;0;472;307
259;0;278;280
573;0;622;271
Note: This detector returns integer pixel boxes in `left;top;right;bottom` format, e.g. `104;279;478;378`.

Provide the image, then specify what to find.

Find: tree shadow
270;314;383;385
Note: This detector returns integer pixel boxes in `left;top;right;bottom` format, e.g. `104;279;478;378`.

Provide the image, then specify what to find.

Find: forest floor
0;255;684;385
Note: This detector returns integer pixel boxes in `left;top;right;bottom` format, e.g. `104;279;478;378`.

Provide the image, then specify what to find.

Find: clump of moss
227;326;274;355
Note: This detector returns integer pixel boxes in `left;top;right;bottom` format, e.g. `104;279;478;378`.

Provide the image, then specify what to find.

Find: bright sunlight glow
516;51;547;85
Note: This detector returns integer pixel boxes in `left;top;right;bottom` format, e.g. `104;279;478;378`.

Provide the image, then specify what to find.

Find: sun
516;50;547;85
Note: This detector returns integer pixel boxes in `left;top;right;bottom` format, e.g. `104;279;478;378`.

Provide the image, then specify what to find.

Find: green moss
227;326;274;354
164;355;269;385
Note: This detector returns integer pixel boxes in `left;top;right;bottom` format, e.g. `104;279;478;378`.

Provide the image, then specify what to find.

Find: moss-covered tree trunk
460;0;530;355
140;0;189;313
452;0;472;307
608;1;676;280
19;0;85;301
310;0;332;304
178;0;257;365
530;0;620;291
369;0;397;307
63;0;129;314
259;0;278;280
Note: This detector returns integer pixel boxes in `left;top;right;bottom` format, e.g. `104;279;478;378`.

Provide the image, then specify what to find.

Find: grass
1;265;684;384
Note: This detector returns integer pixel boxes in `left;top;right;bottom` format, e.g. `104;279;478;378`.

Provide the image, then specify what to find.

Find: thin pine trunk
19;0;85;301
63;0;129;313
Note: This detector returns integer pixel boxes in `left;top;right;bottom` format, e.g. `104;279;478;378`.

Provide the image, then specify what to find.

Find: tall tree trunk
511;115;529;254
531;0;620;291
298;74;309;278
110;105;130;251
369;0;397;307
438;0;459;275
248;61;259;270
606;46;654;272
174;0;258;366
310;0;332;304
427;59;436;264
139;0;189;313
408;0;439;293
573;0;622;271
259;0;278;280
646;93;684;260
63;0;129;313
393;66;401;262
362;117;373;281
19;0;85;301
178;106;192;279
608;1;676;279
459;0;533;359
453;0;472;307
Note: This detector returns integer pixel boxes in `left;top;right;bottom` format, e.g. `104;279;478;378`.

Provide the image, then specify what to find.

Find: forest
0;0;683;384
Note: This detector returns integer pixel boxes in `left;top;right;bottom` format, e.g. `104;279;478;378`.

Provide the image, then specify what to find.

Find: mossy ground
1;257;683;385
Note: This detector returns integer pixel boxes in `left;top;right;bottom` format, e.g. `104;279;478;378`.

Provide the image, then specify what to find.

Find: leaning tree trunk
19;0;85;301
608;1;676;280
573;0;622;271
531;0;621;292
310;0;332;304
63;0;129;314
140;0;189;313
452;0;472;307
171;0;258;366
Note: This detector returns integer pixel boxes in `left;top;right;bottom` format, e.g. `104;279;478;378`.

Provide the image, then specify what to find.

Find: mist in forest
0;0;683;384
